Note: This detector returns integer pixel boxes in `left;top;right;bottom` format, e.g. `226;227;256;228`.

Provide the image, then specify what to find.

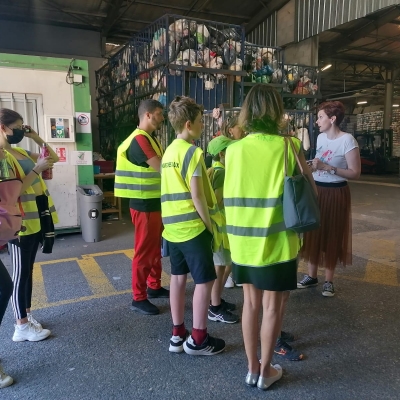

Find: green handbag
283;137;320;233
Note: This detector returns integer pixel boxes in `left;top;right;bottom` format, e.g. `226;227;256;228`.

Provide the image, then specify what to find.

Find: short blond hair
168;96;204;133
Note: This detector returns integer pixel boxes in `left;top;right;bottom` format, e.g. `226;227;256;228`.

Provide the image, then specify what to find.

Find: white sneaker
0;364;13;389
12;322;51;342
224;275;234;288
27;313;43;329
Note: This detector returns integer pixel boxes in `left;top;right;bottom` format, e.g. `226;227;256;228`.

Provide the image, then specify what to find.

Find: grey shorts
213;248;232;266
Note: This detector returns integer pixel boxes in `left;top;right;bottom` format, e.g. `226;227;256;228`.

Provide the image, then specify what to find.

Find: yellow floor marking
35;257;79;266
31;264;48;309
123;249;134;259
77;256;117;295
364;239;398;286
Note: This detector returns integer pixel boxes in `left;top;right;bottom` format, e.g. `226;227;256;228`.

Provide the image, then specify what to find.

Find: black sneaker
131;299;159;315
274;338;304;361
279;330;296;342
169;329;189;353
183;334;226;356
322;281;335;297
147;287;170;299
221;298;236;311
208;306;239;324
297;274;318;289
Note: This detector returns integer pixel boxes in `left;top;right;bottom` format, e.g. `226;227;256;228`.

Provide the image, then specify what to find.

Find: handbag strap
284;137;303;177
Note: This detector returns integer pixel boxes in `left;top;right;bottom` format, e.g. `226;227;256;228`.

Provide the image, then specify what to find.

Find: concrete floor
0;179;399;399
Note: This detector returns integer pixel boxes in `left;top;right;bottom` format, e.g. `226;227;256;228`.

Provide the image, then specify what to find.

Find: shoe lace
28;314;41;327
27;321;42;333
324;282;334;291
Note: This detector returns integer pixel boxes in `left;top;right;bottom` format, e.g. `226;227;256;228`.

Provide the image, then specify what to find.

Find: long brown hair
221;115;238;138
238;84;284;134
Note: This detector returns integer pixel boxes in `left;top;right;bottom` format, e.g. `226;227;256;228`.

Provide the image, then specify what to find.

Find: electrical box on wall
44;115;75;142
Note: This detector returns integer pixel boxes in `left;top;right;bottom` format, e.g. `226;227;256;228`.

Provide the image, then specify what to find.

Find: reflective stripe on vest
161;139;228;250
224;134;300;267
6;148;59;235
114;129;163;199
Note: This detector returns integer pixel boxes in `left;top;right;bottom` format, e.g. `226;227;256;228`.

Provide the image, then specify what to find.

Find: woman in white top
298;101;361;297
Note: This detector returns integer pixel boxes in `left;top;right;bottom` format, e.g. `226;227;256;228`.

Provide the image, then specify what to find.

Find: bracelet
32;169;39;176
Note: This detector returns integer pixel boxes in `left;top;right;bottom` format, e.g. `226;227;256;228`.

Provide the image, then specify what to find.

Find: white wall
1;67;79;228
0;21;106;151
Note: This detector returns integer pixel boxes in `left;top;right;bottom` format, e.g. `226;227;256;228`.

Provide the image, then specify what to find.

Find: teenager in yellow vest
115;99;169;316
224;85;317;390
206;136;239;324
161;96;225;355
0;108;58;343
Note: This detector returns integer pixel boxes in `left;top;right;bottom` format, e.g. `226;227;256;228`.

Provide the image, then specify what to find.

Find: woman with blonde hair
224;84;316;390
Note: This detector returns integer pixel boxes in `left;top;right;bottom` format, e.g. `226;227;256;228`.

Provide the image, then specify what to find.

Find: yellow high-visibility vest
224;134;301;267
161;139;228;251
6;148;59;236
114;128;163;199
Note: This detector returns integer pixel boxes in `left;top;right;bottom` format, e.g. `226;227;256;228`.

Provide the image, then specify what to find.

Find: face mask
6;128;25;144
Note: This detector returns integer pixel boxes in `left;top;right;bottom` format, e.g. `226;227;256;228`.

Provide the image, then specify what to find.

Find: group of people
0;83;361;391
114;85;361;391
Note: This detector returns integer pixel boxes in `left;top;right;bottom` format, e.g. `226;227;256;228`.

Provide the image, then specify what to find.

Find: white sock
16;323;29;330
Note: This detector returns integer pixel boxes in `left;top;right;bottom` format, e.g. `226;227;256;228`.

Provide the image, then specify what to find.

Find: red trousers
130;209;163;301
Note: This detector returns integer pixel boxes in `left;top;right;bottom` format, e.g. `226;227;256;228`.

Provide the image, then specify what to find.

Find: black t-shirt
127;133;161;212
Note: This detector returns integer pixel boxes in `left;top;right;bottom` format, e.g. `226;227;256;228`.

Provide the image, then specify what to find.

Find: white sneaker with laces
27;313;42;329
0;364;13;389
12;322;51;342
224;275;234;288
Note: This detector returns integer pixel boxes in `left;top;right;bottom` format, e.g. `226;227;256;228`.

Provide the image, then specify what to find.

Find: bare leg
210;265;226;306
325;268;335;282
222;264;232;286
16;317;28;325
192;280;214;329
170;274;187;325
260;291;284;378
307;262;318;279
242;284;262;374
278;291;290;337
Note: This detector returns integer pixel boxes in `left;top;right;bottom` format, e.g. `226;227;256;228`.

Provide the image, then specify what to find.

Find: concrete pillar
383;71;394;131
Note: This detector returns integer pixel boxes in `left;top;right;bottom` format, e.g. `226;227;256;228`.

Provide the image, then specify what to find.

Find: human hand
34;156;53;173
312;158;327;171
23;125;40;140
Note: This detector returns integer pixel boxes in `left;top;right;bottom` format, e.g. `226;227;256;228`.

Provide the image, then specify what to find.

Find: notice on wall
71;151;93;166
55;147;68;164
75;112;91;134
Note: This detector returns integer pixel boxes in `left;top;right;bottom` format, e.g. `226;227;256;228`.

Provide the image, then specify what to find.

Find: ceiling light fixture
321;64;332;71
393;104;399;107
357;100;368;105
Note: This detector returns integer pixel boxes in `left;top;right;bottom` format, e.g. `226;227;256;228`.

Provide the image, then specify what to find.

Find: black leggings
0;258;13;326
9;232;41;320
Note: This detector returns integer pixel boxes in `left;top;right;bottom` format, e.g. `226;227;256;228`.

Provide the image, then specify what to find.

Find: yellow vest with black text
114;129;163;199
161;139;227;251
6;148;59;236
224;134;301;267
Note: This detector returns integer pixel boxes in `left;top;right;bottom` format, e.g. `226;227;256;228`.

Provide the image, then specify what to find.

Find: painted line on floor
77;257;117;296
31;264;47;310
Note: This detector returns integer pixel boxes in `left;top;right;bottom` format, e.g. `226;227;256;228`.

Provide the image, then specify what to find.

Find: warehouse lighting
357;100;368;105
393;104;399;107
321;64;332;71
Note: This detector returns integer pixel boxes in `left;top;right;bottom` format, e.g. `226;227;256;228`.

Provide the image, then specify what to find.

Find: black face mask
6;128;25;144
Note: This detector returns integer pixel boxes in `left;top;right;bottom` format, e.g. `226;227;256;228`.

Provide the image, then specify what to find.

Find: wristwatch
329;166;337;175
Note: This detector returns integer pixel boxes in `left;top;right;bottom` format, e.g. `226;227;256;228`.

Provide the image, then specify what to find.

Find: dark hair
318;101;345;126
168;96;203;133
238;84;284;134
221;115;238;138
0;108;23;126
138;99;164;119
